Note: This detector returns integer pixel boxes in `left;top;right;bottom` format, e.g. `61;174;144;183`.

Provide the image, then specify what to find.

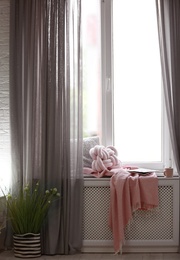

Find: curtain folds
65;0;83;253
156;0;180;174
156;0;180;251
9;0;83;255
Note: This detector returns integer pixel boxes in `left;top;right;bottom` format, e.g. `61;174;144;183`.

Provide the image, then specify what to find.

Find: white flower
24;186;29;191
7;193;12;199
52;188;57;194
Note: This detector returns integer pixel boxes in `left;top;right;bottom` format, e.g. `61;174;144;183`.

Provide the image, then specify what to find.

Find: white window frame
101;0;172;171
101;0;113;147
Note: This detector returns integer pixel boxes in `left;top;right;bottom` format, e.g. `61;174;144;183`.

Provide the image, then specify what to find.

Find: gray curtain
156;0;180;174
9;0;83;255
156;0;180;252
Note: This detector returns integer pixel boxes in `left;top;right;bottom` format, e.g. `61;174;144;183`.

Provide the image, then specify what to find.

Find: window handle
106;78;111;92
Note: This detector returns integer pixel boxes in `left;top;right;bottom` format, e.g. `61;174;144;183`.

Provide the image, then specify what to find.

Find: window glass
113;0;162;164
82;0;102;139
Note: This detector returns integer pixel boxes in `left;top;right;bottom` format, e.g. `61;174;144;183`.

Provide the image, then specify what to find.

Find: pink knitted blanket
109;168;159;254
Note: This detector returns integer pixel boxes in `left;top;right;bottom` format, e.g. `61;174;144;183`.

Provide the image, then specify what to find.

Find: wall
0;0;10;251
0;0;10;165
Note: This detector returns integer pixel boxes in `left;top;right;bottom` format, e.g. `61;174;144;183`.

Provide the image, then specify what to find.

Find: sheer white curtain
9;0;83;254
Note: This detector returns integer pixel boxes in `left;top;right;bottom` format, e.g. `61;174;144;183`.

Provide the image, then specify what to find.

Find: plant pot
13;233;41;258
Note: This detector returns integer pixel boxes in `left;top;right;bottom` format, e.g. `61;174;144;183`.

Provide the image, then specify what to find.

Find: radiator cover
82;177;179;253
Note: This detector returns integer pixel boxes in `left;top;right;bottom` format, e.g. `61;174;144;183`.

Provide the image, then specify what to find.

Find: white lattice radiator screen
82;178;179;253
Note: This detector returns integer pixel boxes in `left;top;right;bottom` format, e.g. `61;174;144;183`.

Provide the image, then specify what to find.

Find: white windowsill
83;171;179;180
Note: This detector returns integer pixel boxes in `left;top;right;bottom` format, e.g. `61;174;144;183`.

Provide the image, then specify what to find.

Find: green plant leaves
5;182;60;234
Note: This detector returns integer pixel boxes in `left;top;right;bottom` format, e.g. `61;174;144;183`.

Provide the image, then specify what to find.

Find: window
82;0;171;170
82;0;102;139
113;0;163;168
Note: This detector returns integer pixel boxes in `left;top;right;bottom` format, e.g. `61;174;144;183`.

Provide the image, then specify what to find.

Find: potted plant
3;181;60;258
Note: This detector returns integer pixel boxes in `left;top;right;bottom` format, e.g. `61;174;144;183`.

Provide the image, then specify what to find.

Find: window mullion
101;0;113;147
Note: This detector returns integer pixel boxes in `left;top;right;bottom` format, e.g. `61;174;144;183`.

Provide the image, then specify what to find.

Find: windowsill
83;171;179;180
156;171;179;179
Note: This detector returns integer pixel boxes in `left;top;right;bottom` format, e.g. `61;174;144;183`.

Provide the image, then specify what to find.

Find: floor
0;251;180;260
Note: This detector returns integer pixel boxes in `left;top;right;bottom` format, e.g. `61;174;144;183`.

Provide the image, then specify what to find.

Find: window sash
101;0;171;170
